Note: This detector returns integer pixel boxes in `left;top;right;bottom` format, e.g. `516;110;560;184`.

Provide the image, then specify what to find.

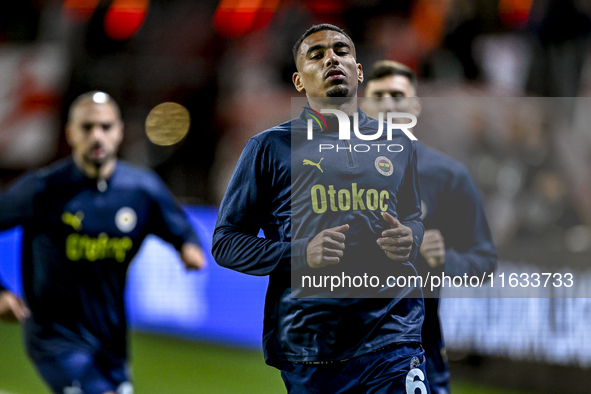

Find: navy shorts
281;343;431;394
32;349;132;394
425;355;450;394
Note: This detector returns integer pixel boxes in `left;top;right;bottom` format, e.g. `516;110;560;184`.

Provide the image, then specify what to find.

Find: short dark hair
292;24;355;66
365;60;418;92
67;91;121;125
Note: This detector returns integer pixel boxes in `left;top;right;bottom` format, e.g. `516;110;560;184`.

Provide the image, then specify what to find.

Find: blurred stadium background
1;0;591;393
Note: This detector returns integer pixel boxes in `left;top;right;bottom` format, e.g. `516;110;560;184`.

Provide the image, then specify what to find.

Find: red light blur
103;0;149;41
62;0;100;23
213;0;280;38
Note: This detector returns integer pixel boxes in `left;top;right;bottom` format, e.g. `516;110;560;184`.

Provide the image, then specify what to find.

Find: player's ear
357;63;363;83
65;124;74;147
293;72;305;92
412;97;422;118
114;121;125;146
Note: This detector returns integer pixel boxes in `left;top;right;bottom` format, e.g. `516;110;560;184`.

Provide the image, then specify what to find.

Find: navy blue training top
414;142;497;386
0;157;200;360
414;142;496;287
213;108;425;368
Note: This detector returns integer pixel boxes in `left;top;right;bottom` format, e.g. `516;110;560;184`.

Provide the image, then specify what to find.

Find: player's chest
290;136;408;190
38;188;150;238
417;174;446;225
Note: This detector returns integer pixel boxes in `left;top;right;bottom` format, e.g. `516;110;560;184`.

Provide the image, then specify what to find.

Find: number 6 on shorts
406;368;427;394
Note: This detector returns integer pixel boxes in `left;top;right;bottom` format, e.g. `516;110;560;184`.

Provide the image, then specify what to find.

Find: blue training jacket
0;158;200;361
414;142;497;391
213;108;425;369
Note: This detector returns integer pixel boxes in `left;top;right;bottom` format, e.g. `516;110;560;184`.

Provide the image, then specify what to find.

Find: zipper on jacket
342;140;354;166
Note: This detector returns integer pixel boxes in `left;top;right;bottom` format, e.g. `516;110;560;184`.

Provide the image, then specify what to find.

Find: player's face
293;30;363;98
67;102;123;168
364;74;420;118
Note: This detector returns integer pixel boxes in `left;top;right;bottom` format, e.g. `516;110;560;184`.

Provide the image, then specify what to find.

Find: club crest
375;156;394;176
115;207;137;233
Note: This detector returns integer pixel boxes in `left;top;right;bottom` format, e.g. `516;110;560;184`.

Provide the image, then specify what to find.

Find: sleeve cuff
186;232;202;248
290;237;313;271
405;222;423;263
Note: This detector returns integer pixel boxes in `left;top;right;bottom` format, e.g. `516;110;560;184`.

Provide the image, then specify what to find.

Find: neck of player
75;156;117;181
308;96;359;117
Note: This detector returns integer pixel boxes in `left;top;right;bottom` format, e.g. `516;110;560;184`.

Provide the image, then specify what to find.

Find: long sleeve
441;168;497;277
0;172;39;231
396;141;424;263
146;171;201;249
0;172;40;293
212;138;309;276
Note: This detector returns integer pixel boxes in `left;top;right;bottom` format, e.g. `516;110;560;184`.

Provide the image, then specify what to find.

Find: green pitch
0;323;529;394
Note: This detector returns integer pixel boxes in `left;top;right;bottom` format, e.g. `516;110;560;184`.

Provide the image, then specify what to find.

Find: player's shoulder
3;158;78;197
27;157;76;186
241;120;293;157
250;120;292;145
36;156;74;176
116;160;153;176
362;112;416;150
113;160;164;191
417;142;470;179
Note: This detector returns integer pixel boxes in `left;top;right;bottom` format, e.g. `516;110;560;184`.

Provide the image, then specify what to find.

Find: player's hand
181;243;206;270
420;229;446;268
0;290;30;323
306;224;349;269
377;212;414;261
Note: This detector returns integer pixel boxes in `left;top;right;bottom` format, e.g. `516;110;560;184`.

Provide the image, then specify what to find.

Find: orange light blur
410;0;451;53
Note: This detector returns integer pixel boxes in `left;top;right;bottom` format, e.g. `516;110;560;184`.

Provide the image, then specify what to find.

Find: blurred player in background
364;60;497;394
213;24;429;393
0;91;205;394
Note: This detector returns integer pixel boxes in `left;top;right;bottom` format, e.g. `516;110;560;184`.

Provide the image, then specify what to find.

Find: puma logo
303;158;324;173
62;211;84;231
